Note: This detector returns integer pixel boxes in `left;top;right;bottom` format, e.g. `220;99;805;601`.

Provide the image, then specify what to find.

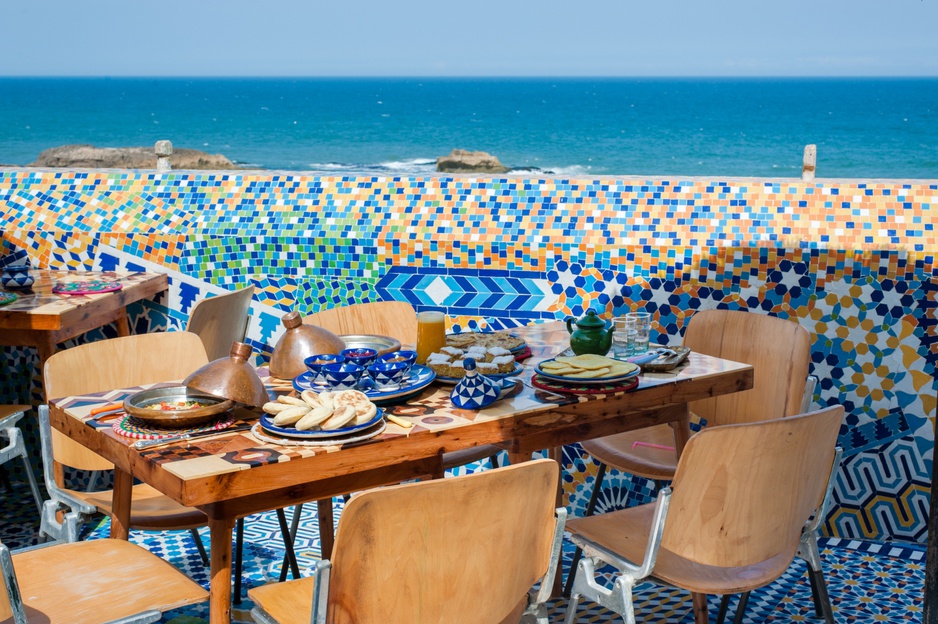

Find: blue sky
2;0;936;76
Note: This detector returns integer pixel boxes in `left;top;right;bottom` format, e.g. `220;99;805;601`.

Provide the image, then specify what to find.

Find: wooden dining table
0;268;168;371
48;320;753;624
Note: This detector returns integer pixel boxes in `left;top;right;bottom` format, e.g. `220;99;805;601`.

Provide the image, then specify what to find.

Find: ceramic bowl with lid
1;264;34;290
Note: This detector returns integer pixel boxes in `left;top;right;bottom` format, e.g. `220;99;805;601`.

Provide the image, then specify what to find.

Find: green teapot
566;308;614;356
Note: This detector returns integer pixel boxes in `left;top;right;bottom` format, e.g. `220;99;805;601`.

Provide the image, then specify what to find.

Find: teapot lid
574;308;606;329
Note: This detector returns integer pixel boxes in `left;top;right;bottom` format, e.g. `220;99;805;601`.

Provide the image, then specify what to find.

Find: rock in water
436;149;509;174
32;145;237;170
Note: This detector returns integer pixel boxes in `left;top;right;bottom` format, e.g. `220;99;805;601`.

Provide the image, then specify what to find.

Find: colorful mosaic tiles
1;169;936;546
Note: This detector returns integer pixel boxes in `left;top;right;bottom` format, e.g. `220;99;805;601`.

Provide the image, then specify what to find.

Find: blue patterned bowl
1;264;34;290
304;354;346;386
378;350;417;375
340;348;378;368
322;362;365;390
367;360;409;389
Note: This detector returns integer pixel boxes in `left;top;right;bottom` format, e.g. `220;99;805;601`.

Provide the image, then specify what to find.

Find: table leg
318;499;335;560
668;404;692;456
115;310;131;337
110;468;132;540
507;451;530;465
209;515;234;624
692;592;709;623
36;334;56;372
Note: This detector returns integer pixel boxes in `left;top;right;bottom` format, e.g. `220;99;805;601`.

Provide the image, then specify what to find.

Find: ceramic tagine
566;308;614;356
450;358;501;410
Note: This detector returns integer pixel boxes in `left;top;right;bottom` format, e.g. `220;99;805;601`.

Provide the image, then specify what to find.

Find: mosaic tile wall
1;169;936;544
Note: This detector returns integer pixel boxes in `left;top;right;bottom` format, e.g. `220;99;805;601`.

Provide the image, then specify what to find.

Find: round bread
262;401;291;415
332;390;372;417
272;405;310;426
277;396;308;408
321;405;357;430
300;390;322;409
295;404;334;430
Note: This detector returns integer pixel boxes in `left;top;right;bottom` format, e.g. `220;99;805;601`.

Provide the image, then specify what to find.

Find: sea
0;77;936;179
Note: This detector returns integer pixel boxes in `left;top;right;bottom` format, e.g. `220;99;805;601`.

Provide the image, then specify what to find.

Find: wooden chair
0;537;207;623
249;458;567;624
563;405;844;624
304;300;417;343
187;285;255;360
0;405;42;513
38;332;211;563
566;309;811;596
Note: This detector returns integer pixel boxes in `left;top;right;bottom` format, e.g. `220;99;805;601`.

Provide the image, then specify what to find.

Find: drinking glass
626;311;651;354
416;311;447;364
612;317;630;357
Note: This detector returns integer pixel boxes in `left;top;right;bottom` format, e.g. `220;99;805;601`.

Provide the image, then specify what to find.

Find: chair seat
250;576;315;624
567;503;795;594
77;483;207;530
580;424;679;480
0;405;28;427
11;538;208;623
441;444;501;470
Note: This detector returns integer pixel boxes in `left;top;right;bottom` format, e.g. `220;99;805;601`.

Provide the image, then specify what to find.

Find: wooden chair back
663;405;843;568
305;301;418;345
327;459;559;624
683;309;811;426
43;332;209;471
186;285;255;361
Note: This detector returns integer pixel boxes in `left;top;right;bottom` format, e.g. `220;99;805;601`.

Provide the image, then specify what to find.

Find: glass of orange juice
416;311;447;364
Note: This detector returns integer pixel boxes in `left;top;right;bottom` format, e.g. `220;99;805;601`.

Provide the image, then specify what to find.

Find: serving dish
434;362;524;385
293;363;437;402
123;386;234;427
259;408;384;439
534;359;640;385
445;330;527;354
339;334;401;356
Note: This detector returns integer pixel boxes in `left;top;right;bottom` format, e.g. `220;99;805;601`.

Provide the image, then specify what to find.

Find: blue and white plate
293;364;436;402
534;358;641;385
259;409;384;439
434;362;525;385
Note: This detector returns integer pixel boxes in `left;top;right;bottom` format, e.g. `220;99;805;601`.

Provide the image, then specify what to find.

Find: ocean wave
377;158;436;171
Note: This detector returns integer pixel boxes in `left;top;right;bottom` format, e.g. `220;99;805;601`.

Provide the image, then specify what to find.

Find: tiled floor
0;475;925;623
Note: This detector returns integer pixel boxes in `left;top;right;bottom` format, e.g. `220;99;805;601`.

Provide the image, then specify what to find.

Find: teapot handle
565;316;575;334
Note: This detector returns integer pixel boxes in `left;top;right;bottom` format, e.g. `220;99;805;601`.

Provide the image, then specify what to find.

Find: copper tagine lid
183;341;269;407
269;311;346;379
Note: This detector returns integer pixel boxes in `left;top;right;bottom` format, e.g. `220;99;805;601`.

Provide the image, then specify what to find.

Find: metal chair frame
0;408;42;514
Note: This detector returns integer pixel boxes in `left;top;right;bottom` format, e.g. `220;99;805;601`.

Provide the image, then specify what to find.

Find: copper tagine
183;341;269;407
269;311;345;379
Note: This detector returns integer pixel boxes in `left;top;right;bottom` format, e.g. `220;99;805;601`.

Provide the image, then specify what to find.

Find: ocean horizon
1;77;936;179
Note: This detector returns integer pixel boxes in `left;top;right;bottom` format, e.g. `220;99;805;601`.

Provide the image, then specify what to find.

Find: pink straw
632;441;675;452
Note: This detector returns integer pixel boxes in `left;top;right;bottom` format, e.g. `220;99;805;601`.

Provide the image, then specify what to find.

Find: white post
802;144;816;181
155;140;173;172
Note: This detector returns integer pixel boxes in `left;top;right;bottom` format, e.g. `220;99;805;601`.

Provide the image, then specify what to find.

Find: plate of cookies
535;354;640;385
446;330;527;354
260;389;383;439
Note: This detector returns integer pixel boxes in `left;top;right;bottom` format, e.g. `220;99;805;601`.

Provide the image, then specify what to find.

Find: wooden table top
49;321;752;509
0;269;168;331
